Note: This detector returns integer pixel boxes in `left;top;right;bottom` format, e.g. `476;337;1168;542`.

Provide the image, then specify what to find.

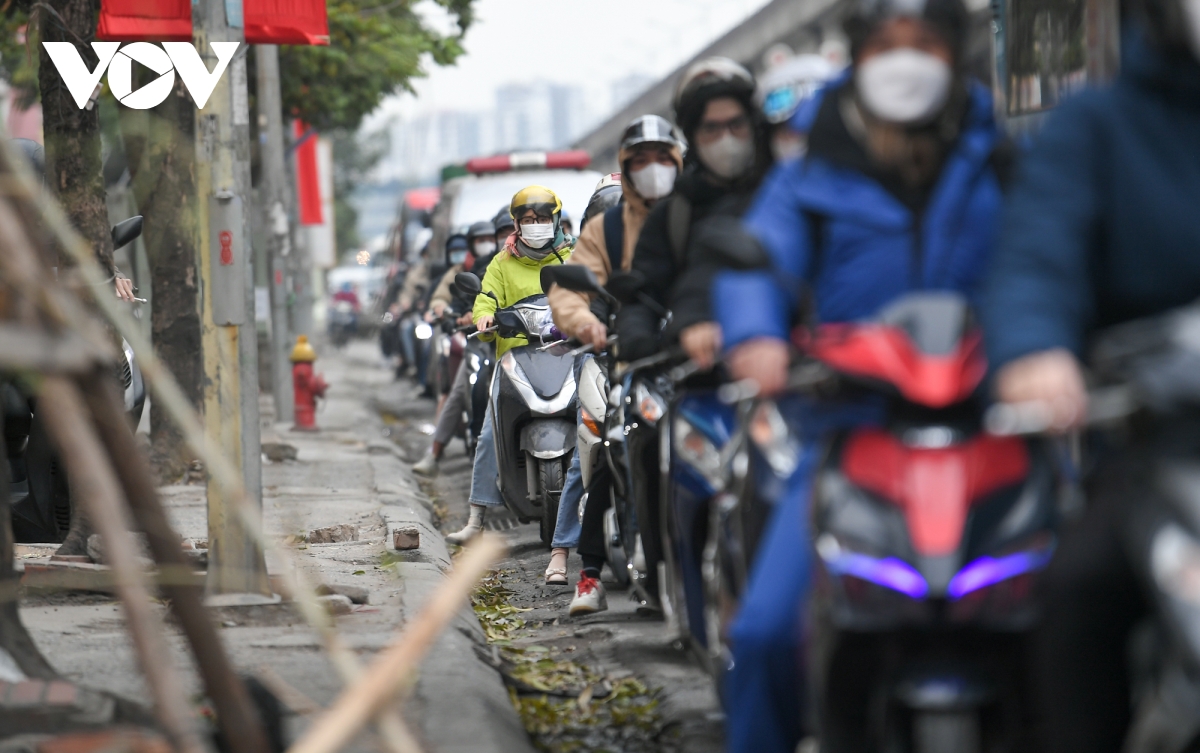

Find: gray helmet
467;220;494;240
619;115;684;154
843;0;969;62
492;205;515;235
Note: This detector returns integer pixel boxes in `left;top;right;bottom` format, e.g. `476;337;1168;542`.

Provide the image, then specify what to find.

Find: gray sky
363;0;773;128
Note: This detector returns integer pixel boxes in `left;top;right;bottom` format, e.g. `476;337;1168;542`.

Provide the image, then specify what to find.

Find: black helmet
11;138;44;183
492;205;515;235
673;57;756;137
843;0;969;62
619;115;684;156
467;220;494;240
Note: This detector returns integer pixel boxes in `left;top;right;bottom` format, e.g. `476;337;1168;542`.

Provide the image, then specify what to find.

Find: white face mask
698;134;755;180
629;162;677;200
1185;0;1200;60
449;250;469;265
519;223;556;249
473;240;497;257
856;48;952;125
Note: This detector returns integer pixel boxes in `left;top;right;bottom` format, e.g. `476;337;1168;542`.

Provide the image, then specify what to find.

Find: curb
368;409;536;753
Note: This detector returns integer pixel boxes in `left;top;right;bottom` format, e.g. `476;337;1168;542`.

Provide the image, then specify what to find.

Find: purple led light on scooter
826;552;929;599
947;548;1054;599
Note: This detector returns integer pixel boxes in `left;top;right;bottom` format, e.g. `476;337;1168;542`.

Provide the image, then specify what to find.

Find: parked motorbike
988;301;1200;753
455;273;576;548
8;216;147;543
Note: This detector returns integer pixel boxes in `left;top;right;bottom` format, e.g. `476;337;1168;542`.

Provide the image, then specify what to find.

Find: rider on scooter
545;115;685;610
413;221;501;476
983;0;1200;748
714;0;1008;748
445;186;575;544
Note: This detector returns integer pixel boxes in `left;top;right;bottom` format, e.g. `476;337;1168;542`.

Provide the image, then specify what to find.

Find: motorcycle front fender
521;419;575;460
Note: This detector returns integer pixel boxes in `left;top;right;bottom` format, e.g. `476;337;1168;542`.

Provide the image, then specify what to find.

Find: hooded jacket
715;79;1004;348
983;33;1200;372
548;140;685;339
473;235;573;359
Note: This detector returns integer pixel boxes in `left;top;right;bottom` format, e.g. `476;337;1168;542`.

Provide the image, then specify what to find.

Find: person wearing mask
619;57;773;369
755;53;842;162
413;222;500;476
560;210;574;239
445;187;575;544
545;116;685;606
982;0;1200;749
714;0;1007;749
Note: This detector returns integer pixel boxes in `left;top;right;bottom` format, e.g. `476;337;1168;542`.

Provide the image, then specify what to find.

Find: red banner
245;0;330;45
97;0;192;41
294;120;323;226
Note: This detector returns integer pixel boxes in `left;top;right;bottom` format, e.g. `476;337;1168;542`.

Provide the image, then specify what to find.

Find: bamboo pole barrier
80;378;270;753
38;377;211;753
0;140;423;752
287;536;507;753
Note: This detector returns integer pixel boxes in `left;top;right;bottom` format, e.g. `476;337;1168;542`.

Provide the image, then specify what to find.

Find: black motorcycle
8;216;147;543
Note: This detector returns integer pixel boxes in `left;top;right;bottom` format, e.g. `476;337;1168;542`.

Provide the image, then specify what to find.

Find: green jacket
473;245;573;358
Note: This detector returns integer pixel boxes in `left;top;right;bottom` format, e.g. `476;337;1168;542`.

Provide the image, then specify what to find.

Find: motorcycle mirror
606;270;646;305
454;272;482;299
111;215;143;250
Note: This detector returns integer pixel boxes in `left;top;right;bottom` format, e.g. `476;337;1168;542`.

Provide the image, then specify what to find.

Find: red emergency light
465;150;591;175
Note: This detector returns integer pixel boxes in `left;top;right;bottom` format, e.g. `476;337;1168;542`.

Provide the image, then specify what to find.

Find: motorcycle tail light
580;407;602;437
1152;524;1200;607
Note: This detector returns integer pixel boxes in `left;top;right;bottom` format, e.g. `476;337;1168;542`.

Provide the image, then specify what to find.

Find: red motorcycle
805;293;1069;753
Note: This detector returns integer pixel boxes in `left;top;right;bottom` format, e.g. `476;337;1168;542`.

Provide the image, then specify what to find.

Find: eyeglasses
695;114;752;143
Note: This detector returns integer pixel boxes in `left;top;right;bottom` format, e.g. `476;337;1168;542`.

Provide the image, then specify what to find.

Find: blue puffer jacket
982;33;1200;371
715;80;1004;347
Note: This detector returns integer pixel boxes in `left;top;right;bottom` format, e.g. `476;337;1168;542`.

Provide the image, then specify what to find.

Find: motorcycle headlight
946;533;1055;600
634;381;666;425
414;322;433;340
749;400;800;477
381;312;394;324
674;415;723;491
816;533;928;599
469;353;481;371
1152;524;1200;607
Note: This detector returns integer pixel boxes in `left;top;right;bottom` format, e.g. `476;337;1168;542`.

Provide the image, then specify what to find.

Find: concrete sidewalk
16;339;533;753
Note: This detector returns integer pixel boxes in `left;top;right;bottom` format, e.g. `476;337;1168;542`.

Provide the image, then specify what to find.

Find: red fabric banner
97;0;192;42
294;120;323;226
245;0;330;45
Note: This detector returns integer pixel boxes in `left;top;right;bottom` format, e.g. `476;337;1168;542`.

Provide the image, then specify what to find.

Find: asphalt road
382;371;726;753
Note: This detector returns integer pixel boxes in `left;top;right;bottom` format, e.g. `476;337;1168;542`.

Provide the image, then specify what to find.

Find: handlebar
983;386;1136;436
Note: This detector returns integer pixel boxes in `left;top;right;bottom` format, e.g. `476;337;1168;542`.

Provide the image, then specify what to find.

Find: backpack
602;196;693;274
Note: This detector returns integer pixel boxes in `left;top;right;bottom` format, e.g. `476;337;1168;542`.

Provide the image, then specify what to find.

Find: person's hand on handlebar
431;301;447;318
727;337;789;397
578;321;607;352
457;312;473;327
476;314;495;331
994;348;1087;432
114;275;135;303
681;322;722;371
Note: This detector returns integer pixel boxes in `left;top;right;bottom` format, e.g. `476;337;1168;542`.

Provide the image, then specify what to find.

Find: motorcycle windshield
806;293;985;408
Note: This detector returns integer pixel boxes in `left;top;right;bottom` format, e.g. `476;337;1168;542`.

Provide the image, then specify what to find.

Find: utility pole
255;45;294;423
194;0;271;600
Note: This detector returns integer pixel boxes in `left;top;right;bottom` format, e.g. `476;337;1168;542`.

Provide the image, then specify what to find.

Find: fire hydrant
290;335;328;431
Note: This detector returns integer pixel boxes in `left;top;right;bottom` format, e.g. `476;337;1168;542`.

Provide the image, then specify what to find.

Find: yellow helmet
509;185;562;222
290;334;316;363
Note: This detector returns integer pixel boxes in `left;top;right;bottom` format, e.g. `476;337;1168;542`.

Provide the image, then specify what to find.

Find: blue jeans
468;376;503;508
724;397;884;753
551;445;583;548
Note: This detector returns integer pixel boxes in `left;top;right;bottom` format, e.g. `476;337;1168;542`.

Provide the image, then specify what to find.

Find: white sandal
545;548;569;586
